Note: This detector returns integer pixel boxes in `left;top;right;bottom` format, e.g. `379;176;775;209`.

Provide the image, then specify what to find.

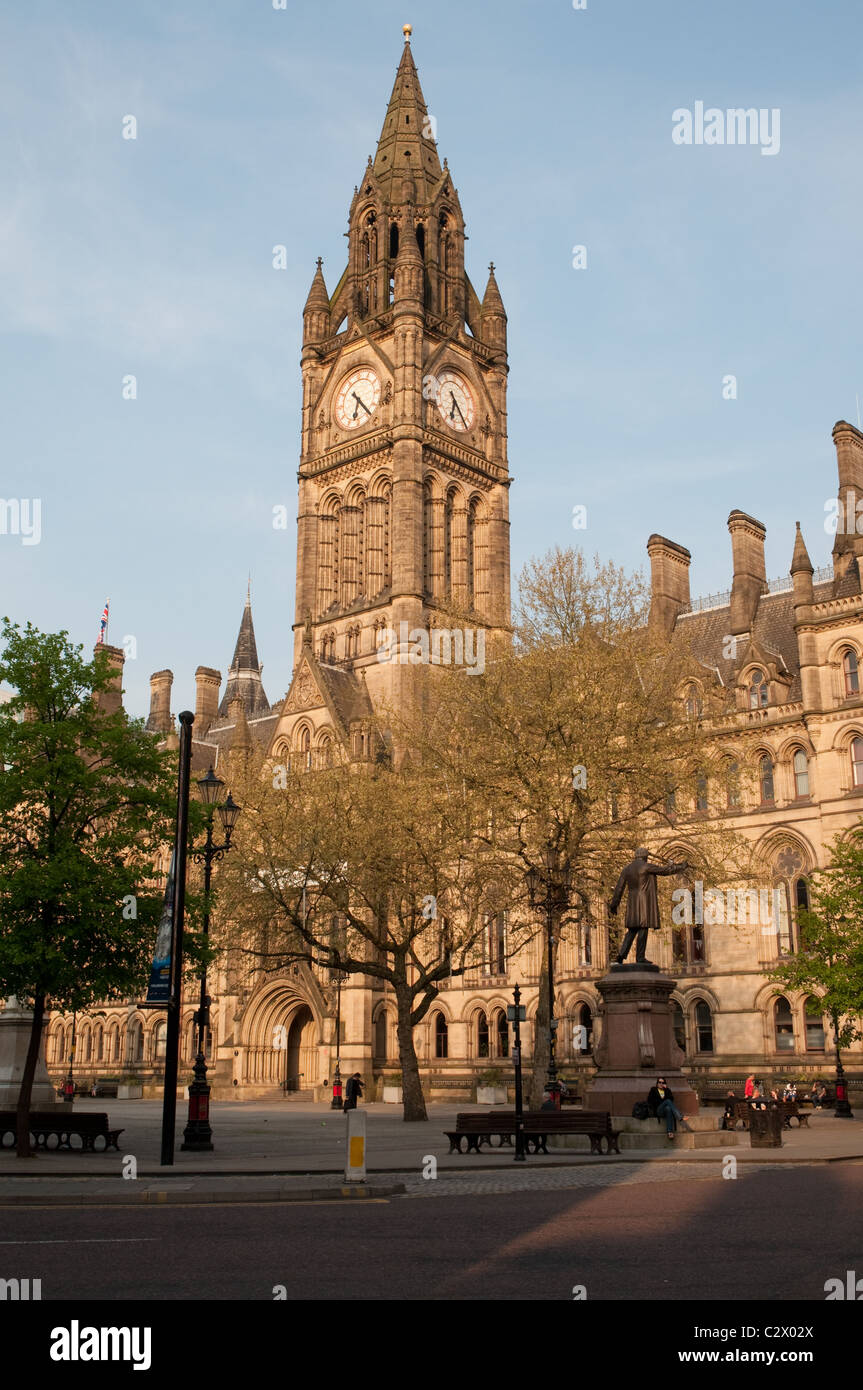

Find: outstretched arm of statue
647;860;689;876
607;871;626;916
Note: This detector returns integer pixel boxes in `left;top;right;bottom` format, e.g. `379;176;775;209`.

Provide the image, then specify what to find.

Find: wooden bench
444;1110;620;1156
0;1111;124;1152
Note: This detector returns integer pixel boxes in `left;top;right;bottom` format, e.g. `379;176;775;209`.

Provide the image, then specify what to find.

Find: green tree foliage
0;620;187;1155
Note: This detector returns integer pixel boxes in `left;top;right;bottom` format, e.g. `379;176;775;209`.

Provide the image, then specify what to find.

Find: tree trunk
528;938;550;1110
394;985;427;1122
16;993;45;1159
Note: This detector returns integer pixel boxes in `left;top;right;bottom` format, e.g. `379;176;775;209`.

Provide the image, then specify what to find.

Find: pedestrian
722;1090;738;1131
744;1074;755;1099
646;1077;690;1140
812;1082;827;1109
343;1072;364;1111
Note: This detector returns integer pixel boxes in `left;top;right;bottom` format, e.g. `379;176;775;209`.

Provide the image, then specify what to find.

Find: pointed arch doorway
285;1004;317;1092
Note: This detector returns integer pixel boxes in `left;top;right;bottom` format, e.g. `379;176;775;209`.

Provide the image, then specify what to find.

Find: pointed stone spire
481;262;507;349
790;521;813;575
372;28;443;204
303;258;329;314
218;589;269;718
303;258;330;344
791;523;814;612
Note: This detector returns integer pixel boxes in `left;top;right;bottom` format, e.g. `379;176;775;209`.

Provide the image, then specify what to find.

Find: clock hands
448;390;467;428
351;390;372;420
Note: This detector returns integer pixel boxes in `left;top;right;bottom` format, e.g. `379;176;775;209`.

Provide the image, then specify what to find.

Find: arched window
476;1012;489;1059
493;1009;508;1058
793;748;809;799
684;686;702;719
317;501;339;613
843;648;859;697
726;760;741;809
375;1010;389;1060
695;773;708;813
749;670;768;709
433;1012;448;1059
576;1003;593;1056
795;876;809;916
774;996;794;1051
671;1001;686;1053
851;737;863;788
80;1027;91;1063
298;727;311;771
318;735;334;769
483;913;507;975
804;997;825;1051
94;1025;104;1063
759;754;775;804
154;1022;167;1060
694;1000;713;1052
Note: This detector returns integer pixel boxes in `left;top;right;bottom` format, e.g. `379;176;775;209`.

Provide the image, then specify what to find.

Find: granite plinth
585;967;699;1118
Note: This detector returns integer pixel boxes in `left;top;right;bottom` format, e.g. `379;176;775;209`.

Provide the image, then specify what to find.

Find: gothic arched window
749;669;768;709
317;500;339;614
694;1000;713;1053
433;1012;448;1059
759;754;775;804
726;760;741;809
792;748;809;799
493;1008;508;1058
851;736;863;788
476;1012;489;1059
774;996;794;1052
843;648;859;697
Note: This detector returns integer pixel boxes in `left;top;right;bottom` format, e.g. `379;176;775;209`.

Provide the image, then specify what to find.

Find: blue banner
146;850;175;1003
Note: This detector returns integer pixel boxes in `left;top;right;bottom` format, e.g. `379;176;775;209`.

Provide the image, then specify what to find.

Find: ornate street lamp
526;847;571;1105
181;767;241;1151
330;951;348;1109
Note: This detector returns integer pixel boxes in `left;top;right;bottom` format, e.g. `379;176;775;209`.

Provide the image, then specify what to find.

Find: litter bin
748;1102;783;1148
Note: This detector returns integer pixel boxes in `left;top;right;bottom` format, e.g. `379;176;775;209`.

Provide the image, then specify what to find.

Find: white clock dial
436;370;475;432
334;367;381;430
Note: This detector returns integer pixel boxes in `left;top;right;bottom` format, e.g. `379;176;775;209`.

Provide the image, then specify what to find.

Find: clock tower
274;27;511;761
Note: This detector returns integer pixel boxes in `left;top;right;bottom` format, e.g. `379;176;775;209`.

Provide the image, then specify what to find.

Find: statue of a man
607;848;689;966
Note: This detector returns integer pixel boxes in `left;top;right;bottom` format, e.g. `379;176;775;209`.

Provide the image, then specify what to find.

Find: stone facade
44;34;862;1102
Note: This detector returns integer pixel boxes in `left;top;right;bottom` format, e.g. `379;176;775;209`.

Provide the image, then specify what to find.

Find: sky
2;0;863;717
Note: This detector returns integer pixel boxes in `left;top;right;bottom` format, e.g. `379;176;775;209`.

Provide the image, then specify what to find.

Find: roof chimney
194;666;221;735
646;535;691;634
831;420;863;581
728;510;767;636
146;669;173;734
93;643;125;717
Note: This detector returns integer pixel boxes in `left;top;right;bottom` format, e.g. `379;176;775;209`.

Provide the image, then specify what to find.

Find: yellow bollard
344;1107;367;1183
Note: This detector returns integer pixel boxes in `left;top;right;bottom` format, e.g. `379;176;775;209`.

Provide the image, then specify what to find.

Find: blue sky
2;0;862;717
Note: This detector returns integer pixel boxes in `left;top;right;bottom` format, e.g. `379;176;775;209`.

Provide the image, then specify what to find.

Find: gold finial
403;23;412;41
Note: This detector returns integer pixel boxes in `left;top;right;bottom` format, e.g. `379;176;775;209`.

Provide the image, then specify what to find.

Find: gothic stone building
45;37;863;1100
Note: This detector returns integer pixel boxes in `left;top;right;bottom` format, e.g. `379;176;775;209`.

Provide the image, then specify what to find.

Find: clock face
436;370;475;432
334;367;381;430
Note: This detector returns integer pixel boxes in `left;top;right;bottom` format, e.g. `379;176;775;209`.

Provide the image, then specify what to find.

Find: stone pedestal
0;997;59;1107
584;965;698;1118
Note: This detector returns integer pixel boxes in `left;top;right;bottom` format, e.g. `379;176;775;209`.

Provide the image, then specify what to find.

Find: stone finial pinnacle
403;23;412;41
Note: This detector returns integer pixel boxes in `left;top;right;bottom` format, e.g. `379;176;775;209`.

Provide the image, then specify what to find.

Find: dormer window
749;670;768;709
684;685;702;719
843;648;859;697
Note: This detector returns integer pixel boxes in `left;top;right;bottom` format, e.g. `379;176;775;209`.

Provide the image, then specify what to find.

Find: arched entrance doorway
286;1005;316;1092
240;978;323;1095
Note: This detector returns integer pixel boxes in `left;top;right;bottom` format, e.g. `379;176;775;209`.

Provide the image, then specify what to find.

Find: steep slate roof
678;580;834;701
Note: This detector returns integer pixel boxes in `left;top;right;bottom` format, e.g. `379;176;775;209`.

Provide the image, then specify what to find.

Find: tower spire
218;590;269;717
372;31;442;204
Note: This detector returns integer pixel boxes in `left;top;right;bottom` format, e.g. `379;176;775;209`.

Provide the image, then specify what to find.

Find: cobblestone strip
400;1161;798;1199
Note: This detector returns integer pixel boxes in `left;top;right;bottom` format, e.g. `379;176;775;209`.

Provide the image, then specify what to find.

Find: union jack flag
98;599;109;645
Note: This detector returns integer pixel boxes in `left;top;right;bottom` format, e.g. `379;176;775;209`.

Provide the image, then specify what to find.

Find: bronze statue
608;848;689;966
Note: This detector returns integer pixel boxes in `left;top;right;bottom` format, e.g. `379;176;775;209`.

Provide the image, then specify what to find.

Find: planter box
382;1085;402;1104
117;1083;143;1099
477;1086;508;1105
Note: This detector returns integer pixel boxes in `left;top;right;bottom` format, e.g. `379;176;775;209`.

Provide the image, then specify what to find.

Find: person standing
343;1072;364;1111
744;1074;755;1099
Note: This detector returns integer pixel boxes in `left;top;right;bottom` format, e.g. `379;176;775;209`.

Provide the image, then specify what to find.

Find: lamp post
508;983;526;1161
527;847;571;1107
831;1010;854;1118
181;766;241;1152
330;952;348;1110
63;1012;77;1102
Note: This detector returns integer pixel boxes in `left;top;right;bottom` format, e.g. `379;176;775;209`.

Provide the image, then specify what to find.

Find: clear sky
2;1;862;717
